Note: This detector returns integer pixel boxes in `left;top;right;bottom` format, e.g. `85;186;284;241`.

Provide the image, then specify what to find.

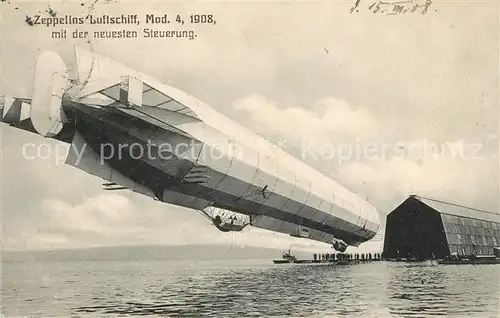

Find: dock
437;255;500;265
272;250;382;264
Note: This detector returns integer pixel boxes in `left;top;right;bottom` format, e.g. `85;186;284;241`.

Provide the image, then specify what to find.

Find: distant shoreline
2;244;317;262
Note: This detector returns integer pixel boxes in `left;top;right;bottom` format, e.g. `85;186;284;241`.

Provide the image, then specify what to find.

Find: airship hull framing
1;47;380;248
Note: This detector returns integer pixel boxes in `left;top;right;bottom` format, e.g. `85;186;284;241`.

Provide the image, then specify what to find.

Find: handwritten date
350;0;433;15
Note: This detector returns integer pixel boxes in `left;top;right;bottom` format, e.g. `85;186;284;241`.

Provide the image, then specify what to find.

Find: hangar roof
411;195;500;224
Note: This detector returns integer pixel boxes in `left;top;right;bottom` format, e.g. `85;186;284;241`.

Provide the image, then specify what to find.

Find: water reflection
385;263;499;317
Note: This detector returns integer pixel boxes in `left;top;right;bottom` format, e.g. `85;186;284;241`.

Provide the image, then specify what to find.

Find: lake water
2;257;499;317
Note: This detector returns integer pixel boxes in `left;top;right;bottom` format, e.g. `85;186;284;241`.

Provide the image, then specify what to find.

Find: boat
273;249;298;264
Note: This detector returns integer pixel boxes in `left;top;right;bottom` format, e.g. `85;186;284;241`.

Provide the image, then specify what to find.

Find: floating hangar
383;195;500;259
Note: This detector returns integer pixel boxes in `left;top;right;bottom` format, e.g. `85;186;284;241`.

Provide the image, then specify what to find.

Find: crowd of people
312;252;383;261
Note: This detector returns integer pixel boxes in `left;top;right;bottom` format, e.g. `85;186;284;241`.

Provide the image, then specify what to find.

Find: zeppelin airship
1;47;380;252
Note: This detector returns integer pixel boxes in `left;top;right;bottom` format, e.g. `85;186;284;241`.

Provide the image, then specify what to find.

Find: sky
1;0;498;252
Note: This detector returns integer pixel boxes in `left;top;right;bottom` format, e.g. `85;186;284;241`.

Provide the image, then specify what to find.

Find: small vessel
273;249;297;264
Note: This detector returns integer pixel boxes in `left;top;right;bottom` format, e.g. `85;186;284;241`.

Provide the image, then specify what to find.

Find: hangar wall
441;213;500;256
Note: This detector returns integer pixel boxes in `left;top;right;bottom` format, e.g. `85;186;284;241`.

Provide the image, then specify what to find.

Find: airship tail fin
65;131;155;198
0;96;37;134
30;50;68;138
1;50;70;139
